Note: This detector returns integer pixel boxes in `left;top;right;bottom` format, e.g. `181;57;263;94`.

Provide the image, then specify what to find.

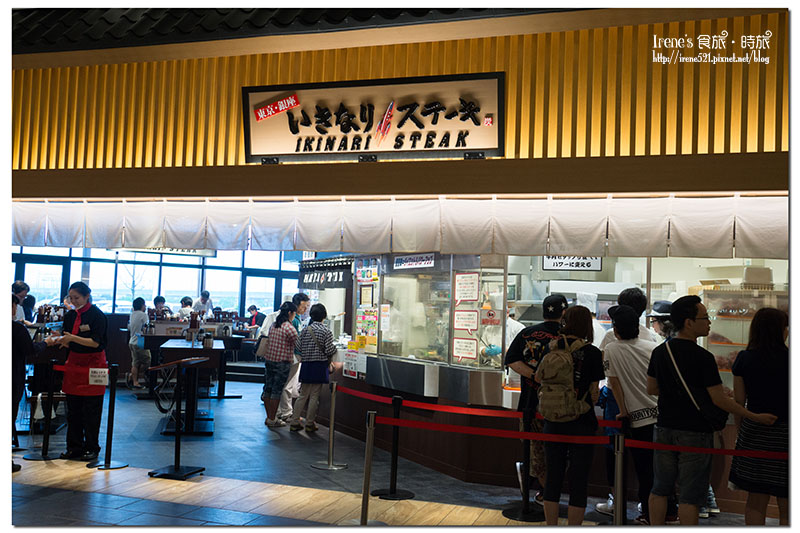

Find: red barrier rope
336;385;393;405
374;416;611;445
535;411;622;429
626;439;789;460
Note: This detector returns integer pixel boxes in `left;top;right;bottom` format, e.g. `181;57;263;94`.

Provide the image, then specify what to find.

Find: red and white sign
454;310;479;334
453;338;478;361
454;272;480;303
254;94;300;122
480;309;502;326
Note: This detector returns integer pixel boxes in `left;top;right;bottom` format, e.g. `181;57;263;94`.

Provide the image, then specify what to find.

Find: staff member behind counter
247;305;267;331
192;291;214;319
55;281;109;462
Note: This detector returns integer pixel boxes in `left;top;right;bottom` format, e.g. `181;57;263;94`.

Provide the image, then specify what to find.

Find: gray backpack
535;336;590;422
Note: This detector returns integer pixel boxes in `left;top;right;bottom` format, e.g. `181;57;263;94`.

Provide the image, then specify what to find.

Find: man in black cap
647;300;674;340
504;293;568;506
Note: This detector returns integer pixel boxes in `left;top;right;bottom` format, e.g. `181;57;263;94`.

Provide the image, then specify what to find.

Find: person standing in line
599;287;661;349
12;280;29;322
126;297;151;390
289;303;337;432
603;304;659;524
504;294;568;507
192;290;214;319
276;293;310;422
728;307;789;525
646;295;777;525
536;305;605;526
56;282;109;462
11;295;56;472
261;301;298;428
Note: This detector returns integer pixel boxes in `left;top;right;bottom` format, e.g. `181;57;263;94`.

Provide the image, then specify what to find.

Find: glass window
244;277;276;313
23;263;63;307
114;263;159;314
69;260;115;314
11;246;21;254
203;269;241;313
71;248;117;260
162;253;202;265
204;250;243;268
281;251;301;271
21;247;70;257
117;251;159;262
161;266;202;313
281;278;299;304
244;250;280;270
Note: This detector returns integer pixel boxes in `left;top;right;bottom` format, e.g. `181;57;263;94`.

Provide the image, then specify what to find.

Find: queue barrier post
502;408;545;522
343;411;386;526
88;364;128;470
23;360;58;462
311;381;347;471
370;395;414;501
613;432;627;526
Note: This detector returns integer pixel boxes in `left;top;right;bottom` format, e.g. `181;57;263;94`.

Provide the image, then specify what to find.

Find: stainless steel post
613;433;627;526
360;411;376;525
311;381;347;470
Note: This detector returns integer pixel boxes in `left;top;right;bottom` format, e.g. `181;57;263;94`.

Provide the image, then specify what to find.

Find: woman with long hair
535;305;605;526
728;307;789;525
260;301;298;428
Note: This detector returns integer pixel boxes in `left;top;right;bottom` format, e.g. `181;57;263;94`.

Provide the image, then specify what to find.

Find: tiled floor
12;380;779;526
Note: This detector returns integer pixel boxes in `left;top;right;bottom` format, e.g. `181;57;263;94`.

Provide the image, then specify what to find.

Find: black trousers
543;419;596;508
65;394;104;454
627;424;656;517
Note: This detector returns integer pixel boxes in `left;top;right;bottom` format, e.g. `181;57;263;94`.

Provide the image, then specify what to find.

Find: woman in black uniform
57;282;108;461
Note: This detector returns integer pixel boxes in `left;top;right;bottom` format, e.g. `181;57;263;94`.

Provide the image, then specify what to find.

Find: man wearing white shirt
12;280;29;323
599;287;660;350
192;290;214;319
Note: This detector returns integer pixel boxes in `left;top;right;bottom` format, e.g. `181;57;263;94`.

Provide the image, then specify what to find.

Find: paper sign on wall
454;272;480;304
453;310;479;334
344;342;359;378
89;368;109;386
480;309;502;326
453;338;478;361
356;352;367;374
380;304;391;331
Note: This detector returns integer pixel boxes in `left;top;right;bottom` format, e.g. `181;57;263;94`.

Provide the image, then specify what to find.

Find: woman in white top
177;296;193;320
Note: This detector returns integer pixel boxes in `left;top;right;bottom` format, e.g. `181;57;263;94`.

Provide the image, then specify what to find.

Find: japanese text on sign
453;338;478;361
542;256;602;272
454;272;480;302
454;310;479;334
393;253;435;270
254;94;300;121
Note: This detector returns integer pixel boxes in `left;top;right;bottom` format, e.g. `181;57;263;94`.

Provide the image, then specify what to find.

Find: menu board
356;307;379;354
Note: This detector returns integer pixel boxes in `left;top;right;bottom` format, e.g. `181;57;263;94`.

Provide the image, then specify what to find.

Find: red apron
62;350;108;396
61;302;108;396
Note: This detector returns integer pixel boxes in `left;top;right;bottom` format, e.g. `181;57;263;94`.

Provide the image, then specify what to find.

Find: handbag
665;341;728;432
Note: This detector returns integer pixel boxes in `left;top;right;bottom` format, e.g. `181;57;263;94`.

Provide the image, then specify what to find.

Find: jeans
651;426;713;506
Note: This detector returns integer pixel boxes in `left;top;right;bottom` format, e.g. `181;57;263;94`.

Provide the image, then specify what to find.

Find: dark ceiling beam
12;153;788;199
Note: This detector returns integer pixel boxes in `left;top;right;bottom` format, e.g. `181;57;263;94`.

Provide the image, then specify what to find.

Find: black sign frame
241;72;505;163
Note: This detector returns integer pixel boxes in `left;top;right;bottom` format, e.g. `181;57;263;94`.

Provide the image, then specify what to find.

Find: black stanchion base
160;416;214;436
21;452;58;461
501;503;546;522
205;394;243;400
148;465;205;480
370;488;415;500
88;460;129;470
12;446;27;452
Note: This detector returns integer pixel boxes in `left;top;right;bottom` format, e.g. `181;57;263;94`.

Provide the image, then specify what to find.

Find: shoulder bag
298;326;330;384
664;340;728;432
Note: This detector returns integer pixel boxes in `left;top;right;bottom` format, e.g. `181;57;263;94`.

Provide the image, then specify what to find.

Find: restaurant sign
242;73;504;163
542;256;603;272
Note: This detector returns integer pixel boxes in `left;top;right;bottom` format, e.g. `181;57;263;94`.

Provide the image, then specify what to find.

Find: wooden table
158;339;226;436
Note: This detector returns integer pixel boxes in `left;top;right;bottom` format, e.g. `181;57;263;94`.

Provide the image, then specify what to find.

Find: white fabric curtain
85;202;125;248
607;197;670;257
669;197;735;258
250;202;296;251
493;199;549;255
164;201;208;249
123;201;165;248
548;198;609;256
391;200;441;253
734;196;788;259
342;201;391;253
46;202;85;247
206;202;251;250
295;201;343;252
441;199;494;254
12;202;47;246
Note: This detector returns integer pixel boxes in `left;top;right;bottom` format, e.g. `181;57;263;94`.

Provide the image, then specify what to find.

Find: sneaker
12;462;21;473
706;487;720;514
289;424;303;432
698;507;709;519
532;491;544;507
665;514;680;525
634;514;650;525
278;413;292;422
305;423;319;432
266;418;286;428
637;502;642;514
595;493;614;516
515;462;524;496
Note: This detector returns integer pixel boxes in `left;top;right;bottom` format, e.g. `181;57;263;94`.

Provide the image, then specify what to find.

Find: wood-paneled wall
12;12;787;171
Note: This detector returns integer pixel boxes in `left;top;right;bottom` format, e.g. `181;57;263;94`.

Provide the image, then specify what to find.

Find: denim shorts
263;361;291;400
651;426;713;506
